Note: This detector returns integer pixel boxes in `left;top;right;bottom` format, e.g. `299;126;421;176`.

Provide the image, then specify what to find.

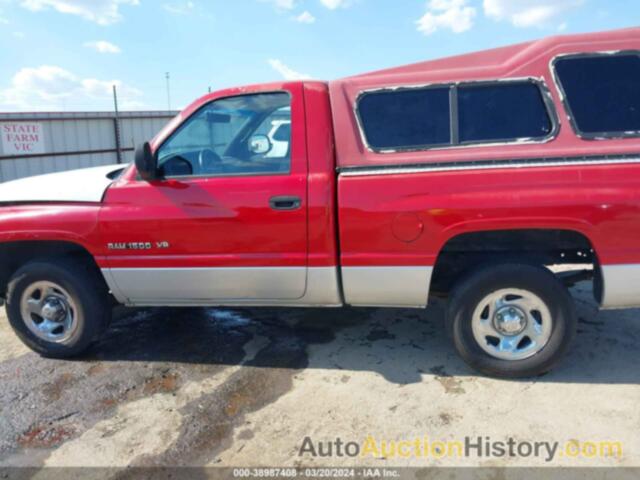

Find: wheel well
430;229;600;301
0;241;106;299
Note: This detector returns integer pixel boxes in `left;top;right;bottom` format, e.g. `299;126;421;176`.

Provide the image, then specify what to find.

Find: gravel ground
0;280;638;474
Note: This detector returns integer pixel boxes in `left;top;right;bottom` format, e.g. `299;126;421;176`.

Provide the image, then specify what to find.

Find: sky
0;0;637;112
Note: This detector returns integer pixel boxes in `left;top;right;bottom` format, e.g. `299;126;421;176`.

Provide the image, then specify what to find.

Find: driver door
99;85;308;304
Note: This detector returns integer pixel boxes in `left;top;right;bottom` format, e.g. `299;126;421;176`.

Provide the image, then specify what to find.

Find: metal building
0;111;177;182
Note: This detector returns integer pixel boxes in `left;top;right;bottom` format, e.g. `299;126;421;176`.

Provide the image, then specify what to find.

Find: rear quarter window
553;53;640;138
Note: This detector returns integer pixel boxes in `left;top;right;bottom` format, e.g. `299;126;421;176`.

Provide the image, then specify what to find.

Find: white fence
0;111;177;182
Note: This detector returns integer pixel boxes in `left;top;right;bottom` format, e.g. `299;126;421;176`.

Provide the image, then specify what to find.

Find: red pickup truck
1;28;639;378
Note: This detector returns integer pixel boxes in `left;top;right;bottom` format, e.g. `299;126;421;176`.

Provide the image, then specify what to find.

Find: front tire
447;263;577;378
5;259;111;358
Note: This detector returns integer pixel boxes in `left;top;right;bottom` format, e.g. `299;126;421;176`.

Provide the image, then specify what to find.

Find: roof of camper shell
338;27;640;82
329;27;640;168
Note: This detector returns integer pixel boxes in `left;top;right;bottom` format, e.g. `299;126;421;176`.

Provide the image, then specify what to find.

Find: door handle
269;196;301;211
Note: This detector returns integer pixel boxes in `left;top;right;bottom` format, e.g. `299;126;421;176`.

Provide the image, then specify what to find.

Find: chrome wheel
471;288;553;361
20;281;80;344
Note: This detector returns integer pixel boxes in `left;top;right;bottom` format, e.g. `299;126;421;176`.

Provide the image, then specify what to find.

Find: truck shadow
85;281;640;385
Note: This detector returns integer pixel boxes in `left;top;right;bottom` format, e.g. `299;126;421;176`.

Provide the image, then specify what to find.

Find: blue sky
0;0;637;112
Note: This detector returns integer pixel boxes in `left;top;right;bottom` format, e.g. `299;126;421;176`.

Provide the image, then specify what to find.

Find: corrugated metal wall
0;111;177;182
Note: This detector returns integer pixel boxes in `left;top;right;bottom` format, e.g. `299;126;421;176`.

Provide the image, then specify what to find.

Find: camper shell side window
355;78;559;153
552;51;640;140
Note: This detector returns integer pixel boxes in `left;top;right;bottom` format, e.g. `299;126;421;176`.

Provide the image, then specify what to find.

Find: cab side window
554;53;640;138
157;92;291;178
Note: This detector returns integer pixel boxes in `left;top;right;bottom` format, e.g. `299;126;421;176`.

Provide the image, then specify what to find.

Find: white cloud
268;59;311;80
19;0;140;25
261;0;297;10
417;0;476;35
0;16;8;24
0;65;144;111
84;40;121;54
163;1;195;15
483;0;583;28
294;10;315;23
319;0;350;9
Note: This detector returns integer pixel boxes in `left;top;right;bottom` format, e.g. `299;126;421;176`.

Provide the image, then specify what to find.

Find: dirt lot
0;280;638;473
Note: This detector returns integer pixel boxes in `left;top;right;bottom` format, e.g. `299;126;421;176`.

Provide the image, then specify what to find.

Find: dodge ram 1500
1;28;639;377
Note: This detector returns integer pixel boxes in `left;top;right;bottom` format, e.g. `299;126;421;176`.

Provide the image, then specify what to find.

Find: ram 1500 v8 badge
1;28;639;378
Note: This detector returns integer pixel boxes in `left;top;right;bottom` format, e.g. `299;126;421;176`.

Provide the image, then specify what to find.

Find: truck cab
100;83;341;307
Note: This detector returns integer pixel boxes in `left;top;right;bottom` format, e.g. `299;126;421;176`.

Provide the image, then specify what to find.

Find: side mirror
248;134;272;155
135;142;157;181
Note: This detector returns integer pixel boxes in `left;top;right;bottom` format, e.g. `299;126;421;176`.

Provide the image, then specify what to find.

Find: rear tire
5;259;111;358
447;263;576;378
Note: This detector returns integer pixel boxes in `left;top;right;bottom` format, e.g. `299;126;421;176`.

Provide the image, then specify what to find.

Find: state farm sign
1;123;45;155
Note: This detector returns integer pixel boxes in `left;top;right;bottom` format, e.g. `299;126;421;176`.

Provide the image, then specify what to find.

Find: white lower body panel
102;266;342;307
341;266;433;308
601;264;640;309
102;265;433;308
